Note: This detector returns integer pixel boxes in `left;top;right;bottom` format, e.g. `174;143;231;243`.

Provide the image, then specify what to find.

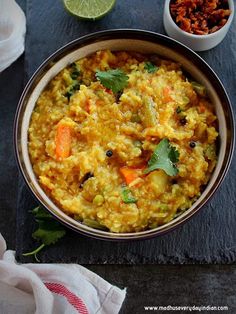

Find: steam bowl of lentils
164;0;234;51
14;30;234;240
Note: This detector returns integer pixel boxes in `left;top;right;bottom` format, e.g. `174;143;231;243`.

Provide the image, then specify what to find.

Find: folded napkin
0;234;126;314
0;0;26;72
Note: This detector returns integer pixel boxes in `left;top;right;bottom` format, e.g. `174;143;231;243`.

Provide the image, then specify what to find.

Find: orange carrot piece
105;88;113;95
120;165;145;185
163;87;173;103
55;124;72;159
96;99;104;106
120;167;138;184
198;104;206;113
85;100;90;113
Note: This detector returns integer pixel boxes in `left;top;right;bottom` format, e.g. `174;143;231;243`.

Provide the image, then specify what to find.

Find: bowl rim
14;29;235;241
164;0;235;39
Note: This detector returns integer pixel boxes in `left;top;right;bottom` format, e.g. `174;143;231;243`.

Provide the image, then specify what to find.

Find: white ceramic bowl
163;0;234;51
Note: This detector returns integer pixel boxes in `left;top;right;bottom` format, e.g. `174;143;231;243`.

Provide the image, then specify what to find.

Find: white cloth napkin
0;234;126;314
0;0;26;72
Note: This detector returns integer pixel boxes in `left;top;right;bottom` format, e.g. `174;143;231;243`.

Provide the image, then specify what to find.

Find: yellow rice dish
28;50;218;233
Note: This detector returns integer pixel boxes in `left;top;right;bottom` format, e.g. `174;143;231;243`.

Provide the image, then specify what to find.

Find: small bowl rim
165;0;235;39
14;29;235;241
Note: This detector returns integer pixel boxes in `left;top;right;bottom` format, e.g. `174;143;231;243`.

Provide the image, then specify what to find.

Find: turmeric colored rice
28;50;218;232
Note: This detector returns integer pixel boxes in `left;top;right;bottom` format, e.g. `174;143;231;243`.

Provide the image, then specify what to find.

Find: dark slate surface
0;2;235;313
89;264;236;314
15;0;236;264
0;0;26;250
0;56;24;249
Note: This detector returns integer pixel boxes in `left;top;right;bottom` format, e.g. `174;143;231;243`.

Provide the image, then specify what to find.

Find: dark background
0;0;236;313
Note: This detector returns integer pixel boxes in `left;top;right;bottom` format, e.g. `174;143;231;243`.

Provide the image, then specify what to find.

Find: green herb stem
23;243;46;262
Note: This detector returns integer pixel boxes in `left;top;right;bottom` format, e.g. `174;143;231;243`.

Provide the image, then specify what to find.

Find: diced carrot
85;99;90;113
55;124;72;159
120;167;138;184
198;104;206;113
163;87;173;103
101;85;113;95
120;165;145;185
105;88;113;95
96;99;104;106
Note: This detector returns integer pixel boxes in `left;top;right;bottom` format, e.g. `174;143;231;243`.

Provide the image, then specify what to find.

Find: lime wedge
64;0;116;20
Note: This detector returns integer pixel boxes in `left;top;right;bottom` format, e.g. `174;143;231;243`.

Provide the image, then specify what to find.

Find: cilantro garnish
64;62;81;100
23;206;66;262
121;186;137;204
176;106;182;114
144;138;179;176
71;69;80;80
95;69;129;93
65;81;80;100
70;62;81;80
144;62;158;73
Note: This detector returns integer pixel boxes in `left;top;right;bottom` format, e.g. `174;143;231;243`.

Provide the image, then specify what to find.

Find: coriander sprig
95;68;129;93
144;138;179;176
23;206;66;262
144;62;158;73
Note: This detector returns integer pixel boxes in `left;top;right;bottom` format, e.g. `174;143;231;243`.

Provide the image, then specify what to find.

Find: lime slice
64;0;116;20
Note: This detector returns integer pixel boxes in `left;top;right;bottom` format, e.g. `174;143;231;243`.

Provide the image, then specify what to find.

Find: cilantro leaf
121;186;137;204
23;206;66;262
33;220;66;246
144;139;179;176
176;106;182;114
95;69;129;93
65;81;80;100
144;62;158;73
31;206;52;220
70;62;80;80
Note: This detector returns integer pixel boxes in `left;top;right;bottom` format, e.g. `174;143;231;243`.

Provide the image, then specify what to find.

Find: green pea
93;195;104;206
